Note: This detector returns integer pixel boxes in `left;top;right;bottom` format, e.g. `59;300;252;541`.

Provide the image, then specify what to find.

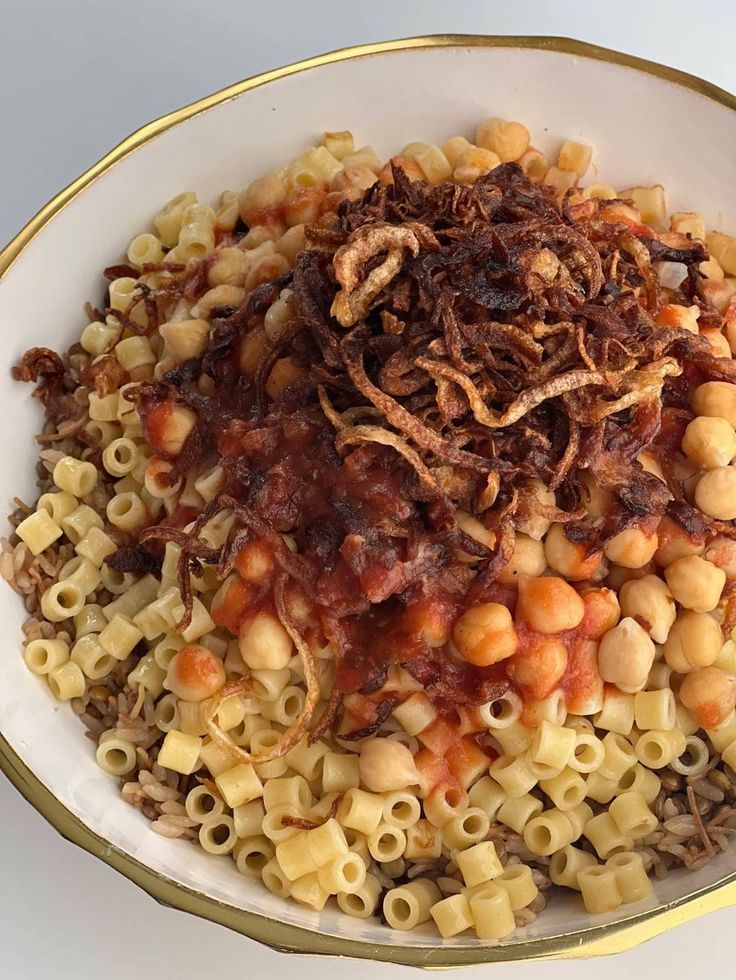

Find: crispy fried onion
201;576;321;765
330;222;439;327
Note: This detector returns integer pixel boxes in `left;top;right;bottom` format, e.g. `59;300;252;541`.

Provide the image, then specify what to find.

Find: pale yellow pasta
261;857;291;899
58;555;99;596
608;791;658;839
214;763;263;810
275;831;319;881
81;320;120;356
36;490;77;525
199;815;237;856
102;437;139;478
442;808;491;851
336;873;381;918
489;754;537;798
178;700;207;736
520;690;567;727
391;692;437;735
233;835;274;878
635;729;687;769
594;690;635;735
367;823;406;862
263;774;312;812
584;811;632;859
95;735;137;776
127;654;166;696
23;638;70;675
634;688;676;731
564;801;593;841
304;818;348;868
193;466;225;504
539;768;587;811
598;733;637;781
47;660;85;701
74;604;107;637
549;845;598;890
75;527;117;567
383;879;440;931
127;232;165;268
568;731;605;774
497;793;543;834
70;635;115;679
670;734;709;776
452;840;502;888
430;893;474;938
318;852;367;895
404;819;442;860
232;799;266;839
382;790;421;829
88;391;119;422
493;720;533;755
153;692;180;733
604;853;652;905
259;685;304;726
468;885;516;940
61;503;104;544
15;509;62;555
523;809;575;856
722;739;736;771
151;633;185;671
199;737;238;778
321;750;360;794
96;615;142;662
157;730;202;775
467;776;507;820
107;491;148;532
185;784;226;824
41;580;85;622
102;574;158;621
85;419;119;447
615;763;661;805
477;689;522;729
493;864;539;911
53;456;98;497
115;336;156;377
423;785;468;828
585;771;619;805
578;865;623;914
284;737;328;781
530;719;576;770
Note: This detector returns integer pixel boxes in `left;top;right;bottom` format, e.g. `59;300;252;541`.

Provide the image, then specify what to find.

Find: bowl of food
2;33;736;967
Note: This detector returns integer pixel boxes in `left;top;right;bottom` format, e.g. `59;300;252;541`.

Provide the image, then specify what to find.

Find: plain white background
1;1;735;977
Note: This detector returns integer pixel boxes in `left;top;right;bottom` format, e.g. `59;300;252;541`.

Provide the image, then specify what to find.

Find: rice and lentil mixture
7;117;736;940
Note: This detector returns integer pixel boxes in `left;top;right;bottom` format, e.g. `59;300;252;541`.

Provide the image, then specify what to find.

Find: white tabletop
2;1;735;976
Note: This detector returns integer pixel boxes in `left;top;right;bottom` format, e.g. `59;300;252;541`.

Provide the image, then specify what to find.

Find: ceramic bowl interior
1;36;736;967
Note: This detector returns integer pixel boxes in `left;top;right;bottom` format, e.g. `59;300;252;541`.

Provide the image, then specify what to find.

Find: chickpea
454;510;496;562
452;603;518;667
283;187;325;228
517;479;556;540
654;303;699;333
619;575;676;644
235;539;274;582
580;471;613;519
516;576;585;634
681;416;736;469
679;667;736;728
238;175;287;225
401;598;451;649
238;611;293;670
606;563;653;591
691;381;736;428
705;536;736;579
694;466;736;520
654;515;705;567
663;610;723;673
143;403;197;456
604;527;658;569
265;356;303;401
664;555;725;612
497;533;546;584
544;523;603;581
165;644;226;702
507;635;568;700
475;117;530;162
359;738;419;792
580;588;621;638
597;618;655;693
238;325;267;376
701;328;732;359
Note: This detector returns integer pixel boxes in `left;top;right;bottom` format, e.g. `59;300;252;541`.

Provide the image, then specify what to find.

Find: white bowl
1;35;736;967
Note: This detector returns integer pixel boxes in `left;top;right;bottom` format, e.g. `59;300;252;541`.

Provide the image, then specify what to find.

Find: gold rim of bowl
1;34;736;966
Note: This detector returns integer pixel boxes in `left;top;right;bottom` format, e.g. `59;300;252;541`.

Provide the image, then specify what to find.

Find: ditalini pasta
7;117;736;942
